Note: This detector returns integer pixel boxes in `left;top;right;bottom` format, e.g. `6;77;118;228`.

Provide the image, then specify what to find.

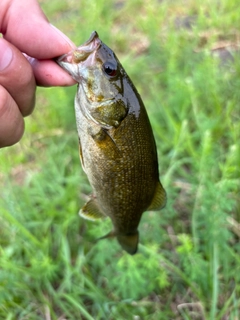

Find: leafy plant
1;0;240;319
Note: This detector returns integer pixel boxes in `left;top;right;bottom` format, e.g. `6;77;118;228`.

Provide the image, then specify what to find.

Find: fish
57;31;166;255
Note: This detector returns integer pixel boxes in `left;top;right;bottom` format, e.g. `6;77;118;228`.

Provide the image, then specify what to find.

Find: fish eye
103;62;118;77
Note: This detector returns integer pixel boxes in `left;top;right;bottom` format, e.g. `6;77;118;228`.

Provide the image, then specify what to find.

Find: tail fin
117;231;139;255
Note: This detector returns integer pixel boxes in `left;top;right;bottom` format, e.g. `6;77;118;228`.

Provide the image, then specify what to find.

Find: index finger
25;56;77;87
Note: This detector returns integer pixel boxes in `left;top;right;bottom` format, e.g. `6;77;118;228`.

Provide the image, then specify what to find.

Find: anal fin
96;230;139;255
148;181;167;211
79;198;106;221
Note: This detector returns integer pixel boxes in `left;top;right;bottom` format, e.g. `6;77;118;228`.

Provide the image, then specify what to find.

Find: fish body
57;32;166;254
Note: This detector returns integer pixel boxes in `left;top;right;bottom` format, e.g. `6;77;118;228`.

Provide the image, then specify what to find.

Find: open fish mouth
57;31;101;65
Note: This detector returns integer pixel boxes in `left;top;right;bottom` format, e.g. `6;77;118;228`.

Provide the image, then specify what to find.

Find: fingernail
0;41;13;71
50;24;76;49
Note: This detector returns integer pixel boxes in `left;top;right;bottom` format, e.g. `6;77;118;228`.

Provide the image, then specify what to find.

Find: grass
1;0;240;318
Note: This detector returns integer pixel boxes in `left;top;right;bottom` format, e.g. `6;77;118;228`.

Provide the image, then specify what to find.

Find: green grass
1;0;240;318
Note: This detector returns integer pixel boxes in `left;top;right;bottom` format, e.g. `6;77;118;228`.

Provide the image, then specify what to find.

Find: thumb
0;38;36;116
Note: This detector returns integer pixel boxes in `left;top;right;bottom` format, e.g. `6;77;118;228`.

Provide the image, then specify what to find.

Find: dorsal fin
79;198;106;221
148;181;167;211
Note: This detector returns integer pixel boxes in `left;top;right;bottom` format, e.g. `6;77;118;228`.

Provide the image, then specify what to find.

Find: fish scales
57;31;166;254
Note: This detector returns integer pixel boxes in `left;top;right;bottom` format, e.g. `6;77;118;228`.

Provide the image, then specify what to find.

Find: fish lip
56;31;101;65
82;31;100;47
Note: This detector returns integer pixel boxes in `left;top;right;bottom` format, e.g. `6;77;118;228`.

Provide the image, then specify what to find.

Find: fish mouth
57;31;101;65
81;31;101;50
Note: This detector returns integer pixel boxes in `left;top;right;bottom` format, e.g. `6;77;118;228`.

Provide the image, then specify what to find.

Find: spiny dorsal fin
147;181;167;211
79;198;106;221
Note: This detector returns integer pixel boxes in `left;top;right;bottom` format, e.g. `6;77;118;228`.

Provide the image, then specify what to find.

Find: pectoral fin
78;139;85;171
88;126;121;159
148;181;167;211
79;198;106;221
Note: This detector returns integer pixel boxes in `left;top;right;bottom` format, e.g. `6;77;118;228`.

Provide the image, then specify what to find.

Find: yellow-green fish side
57;31;166;254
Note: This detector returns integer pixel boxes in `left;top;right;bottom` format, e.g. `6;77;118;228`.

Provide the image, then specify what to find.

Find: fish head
57;31;127;128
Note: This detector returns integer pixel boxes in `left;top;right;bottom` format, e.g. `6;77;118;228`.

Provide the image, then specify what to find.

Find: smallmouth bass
57;31;166;254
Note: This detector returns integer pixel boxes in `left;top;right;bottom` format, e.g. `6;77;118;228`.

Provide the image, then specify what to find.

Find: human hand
0;0;76;148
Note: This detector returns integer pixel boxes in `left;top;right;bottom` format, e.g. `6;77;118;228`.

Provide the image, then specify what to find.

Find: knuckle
0;86;25;147
0;49;36;117
0;86;9;118
20;61;35;86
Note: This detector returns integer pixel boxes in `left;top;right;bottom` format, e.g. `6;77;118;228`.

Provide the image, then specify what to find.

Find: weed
1;0;240;319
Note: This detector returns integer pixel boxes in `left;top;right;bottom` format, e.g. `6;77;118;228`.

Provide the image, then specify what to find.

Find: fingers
0;86;24;147
26;57;77;87
2;0;76;87
0;39;36;116
0;38;36;147
2;0;75;59
0;0;77;148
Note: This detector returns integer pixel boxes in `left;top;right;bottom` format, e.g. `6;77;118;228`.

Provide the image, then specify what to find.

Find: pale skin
0;0;77;148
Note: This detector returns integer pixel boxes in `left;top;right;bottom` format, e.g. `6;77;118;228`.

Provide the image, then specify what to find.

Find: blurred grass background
1;0;240;319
